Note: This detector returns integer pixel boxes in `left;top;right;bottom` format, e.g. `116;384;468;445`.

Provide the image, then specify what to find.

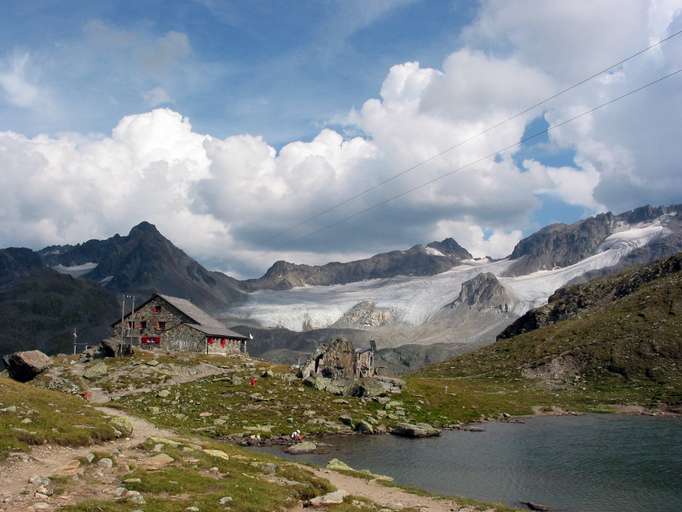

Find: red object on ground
81;390;93;401
249;376;257;386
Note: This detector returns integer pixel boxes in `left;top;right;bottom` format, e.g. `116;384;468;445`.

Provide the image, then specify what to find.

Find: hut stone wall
112;295;188;343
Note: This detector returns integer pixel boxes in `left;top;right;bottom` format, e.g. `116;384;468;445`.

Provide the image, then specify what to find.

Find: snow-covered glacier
228;221;669;332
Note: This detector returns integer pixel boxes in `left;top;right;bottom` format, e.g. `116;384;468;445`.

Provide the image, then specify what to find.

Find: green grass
59;432;335;512
0;376;118;460
109;360;395;439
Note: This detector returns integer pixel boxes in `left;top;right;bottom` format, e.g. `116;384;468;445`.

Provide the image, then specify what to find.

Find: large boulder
349;379;387;398
390;422;441;438
285;441;317;454
110;416;134;437
100;339;133;357
83;361;108;380
354;419;374;434
4;350;52;382
325;378;351;395
307;490;348;507
303;375;328;391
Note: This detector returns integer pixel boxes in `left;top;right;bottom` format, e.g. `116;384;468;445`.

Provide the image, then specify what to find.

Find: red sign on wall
141;336;161;345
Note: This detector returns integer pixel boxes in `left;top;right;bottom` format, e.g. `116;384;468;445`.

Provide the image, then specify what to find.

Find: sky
1;0;682;278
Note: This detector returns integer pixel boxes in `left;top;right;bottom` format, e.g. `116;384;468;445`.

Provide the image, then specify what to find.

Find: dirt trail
310;468;494;512
0;407;177;511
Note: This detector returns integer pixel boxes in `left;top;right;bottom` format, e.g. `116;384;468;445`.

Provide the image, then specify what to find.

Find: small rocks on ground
139;453;174;470
307;489;349;507
97;457;113;469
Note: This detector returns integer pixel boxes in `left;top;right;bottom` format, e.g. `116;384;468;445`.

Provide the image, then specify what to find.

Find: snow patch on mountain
52;262;98;278
424;246;445;257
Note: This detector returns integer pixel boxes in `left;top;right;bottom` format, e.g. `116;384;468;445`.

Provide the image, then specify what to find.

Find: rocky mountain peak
450;272;512;310
264;260;298;276
426;238;472;259
128;221;163;239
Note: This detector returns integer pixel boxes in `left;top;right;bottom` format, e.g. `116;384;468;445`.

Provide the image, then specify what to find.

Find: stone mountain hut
111;293;249;355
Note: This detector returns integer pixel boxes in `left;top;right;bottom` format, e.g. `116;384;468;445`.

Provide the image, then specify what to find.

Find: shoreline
248;411;682;512
236;403;682;449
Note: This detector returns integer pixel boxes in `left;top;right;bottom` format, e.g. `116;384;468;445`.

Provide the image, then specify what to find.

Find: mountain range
1;203;681;360
231;204;682;347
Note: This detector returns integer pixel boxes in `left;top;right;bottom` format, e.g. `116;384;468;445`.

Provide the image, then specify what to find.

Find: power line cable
274;28;682;241
289;68;682;243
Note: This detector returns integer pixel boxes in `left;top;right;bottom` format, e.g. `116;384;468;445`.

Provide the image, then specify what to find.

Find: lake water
258;415;682;512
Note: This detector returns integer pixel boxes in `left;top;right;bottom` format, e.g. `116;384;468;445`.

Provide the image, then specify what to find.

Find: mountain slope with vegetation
409;254;682;419
0;249;120;357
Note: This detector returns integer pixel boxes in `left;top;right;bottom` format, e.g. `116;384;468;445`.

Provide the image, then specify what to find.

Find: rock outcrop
285;441;317;454
445;272;513;312
100;338;134;358
299;338;375;380
332;301;397;329
422;273;517;346
3;350;52;382
390;422;441;438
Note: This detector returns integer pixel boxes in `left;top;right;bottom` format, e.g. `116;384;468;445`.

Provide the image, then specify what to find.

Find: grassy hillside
0;377;118;460
13;354;512;512
398;258;682;426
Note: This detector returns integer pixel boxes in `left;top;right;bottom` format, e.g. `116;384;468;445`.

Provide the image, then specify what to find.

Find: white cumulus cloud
1;1;682;278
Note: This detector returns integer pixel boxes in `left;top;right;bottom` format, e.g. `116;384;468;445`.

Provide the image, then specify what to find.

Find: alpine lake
256;414;682;512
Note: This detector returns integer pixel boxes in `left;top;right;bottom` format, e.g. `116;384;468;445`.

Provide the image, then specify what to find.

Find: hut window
153;306;161;313
157;321;166;330
139;321;147;330
207;337;214;345
220;339;226;348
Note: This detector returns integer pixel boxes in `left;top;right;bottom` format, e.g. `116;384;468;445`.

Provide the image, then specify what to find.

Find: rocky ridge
241;238;473;290
499;251;682;339
505;204;682;276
